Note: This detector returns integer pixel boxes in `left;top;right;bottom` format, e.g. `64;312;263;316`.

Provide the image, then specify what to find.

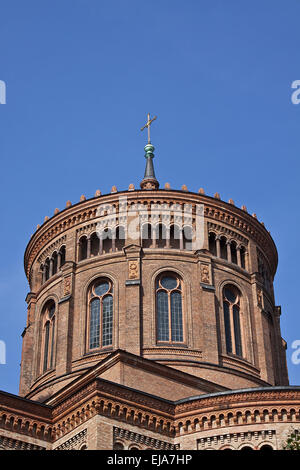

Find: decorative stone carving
63;276;72;297
201;264;210;284
140;180;158;190
257;288;263;307
128;260;139;280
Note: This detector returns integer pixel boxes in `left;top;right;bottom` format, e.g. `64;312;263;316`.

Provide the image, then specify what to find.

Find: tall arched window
230;241;237;265
209;232;217;256
90;233;100;257
183;225;193;250
220;236;227;260
223;285;243;357
170;225;181;249
102;229;112;254
156;224;167;248
115;226;126;251
79;236;88;261
240;246;246;269
141;223;152;248
156;273;184;343
88;279;113;350
42;301;56;373
45;258;50;281
60;245;66;267
52;251;58;275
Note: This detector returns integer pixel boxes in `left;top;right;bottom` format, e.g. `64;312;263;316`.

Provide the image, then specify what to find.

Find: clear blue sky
1;0;300;394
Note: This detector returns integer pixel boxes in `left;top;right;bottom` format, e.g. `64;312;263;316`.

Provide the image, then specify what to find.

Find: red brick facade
0;186;297;450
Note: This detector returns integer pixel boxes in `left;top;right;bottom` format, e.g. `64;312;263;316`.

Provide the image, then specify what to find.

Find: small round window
94;281;110;297
160;276;178;290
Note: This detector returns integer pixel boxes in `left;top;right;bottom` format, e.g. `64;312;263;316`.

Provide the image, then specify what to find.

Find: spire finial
140;113;159;190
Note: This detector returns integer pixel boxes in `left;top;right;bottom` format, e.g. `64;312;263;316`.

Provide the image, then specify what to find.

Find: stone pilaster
123;244;142;356
19;292;37;396
251;274;270;382
196;251;219;364
55;261;75;377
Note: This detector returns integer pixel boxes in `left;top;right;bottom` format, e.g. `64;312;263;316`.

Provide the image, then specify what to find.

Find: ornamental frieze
24;191;277;279
174;390;300;414
114;426;177;450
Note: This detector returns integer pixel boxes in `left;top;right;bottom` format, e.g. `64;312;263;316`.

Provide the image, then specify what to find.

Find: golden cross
141;113;157;144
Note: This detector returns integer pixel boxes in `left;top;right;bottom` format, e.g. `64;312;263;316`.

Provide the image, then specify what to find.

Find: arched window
230;241;237;265
156;224;167;248
220;237;227;260
88;279;113;350
90;233;100;257
115;226;126;251
102;229;112;254
170;225;181;249
141;223;152;248
52;251;58;275
240;246;246;269
45;258;50;281
156;273;184;343
60;245;66;266
79;236;88;261
113;443;124;450
42;301;56;373
41;248;66;285
259;445;273;451
223;285;243;357
209;232;217;256
183;226;193;250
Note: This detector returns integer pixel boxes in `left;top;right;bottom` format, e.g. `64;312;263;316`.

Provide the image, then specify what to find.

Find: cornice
2;383;300;444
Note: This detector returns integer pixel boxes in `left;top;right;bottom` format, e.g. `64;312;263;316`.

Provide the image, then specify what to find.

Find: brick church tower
0;117;299;450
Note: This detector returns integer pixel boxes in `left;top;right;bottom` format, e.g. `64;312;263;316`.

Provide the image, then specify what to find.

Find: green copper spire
140;114;159;190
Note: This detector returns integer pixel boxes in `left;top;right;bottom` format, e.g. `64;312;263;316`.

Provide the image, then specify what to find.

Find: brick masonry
0;188;296;450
